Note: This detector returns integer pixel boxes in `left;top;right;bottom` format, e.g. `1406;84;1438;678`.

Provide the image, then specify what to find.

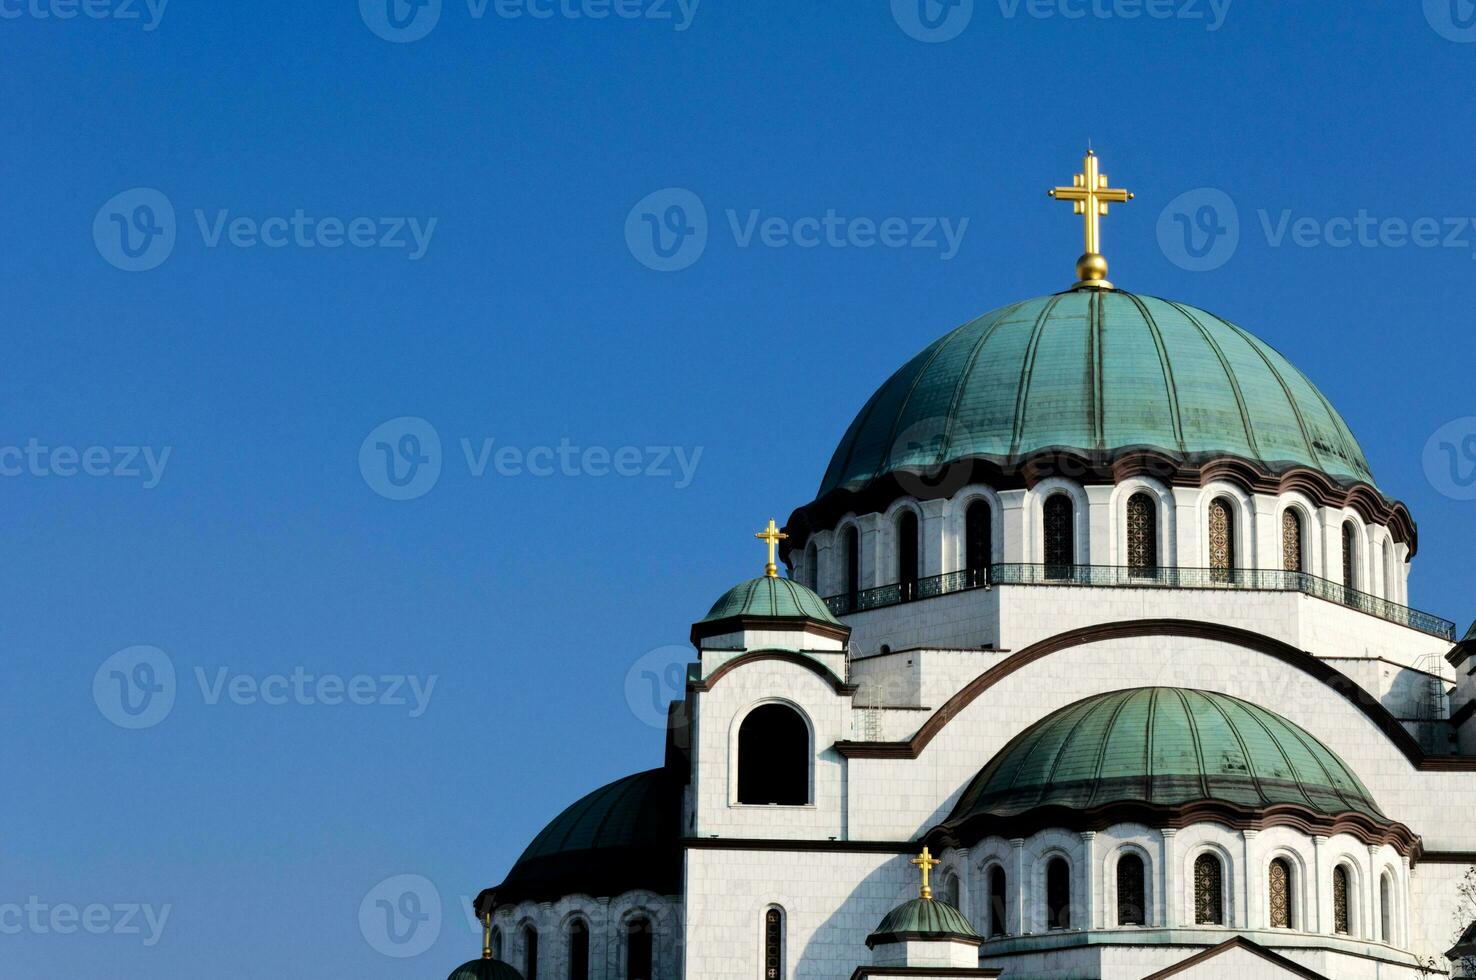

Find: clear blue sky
4;1;1476;976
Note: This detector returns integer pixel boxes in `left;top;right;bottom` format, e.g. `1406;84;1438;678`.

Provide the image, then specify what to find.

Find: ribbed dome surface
493;768;682;906
819;291;1376;497
699;576;841;625
448;958;525;980
867;898;980;948
948;688;1384;823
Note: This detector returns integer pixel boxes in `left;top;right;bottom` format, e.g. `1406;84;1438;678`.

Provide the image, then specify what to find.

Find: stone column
1161;829;1179;928
1241;830;1260;929
1173;488;1200;568
1368;845;1382;941
1010;839;1027;936
919;497;948;578
1312;835;1329;934
1085;486;1112;566
1081;831;1098;930
856;513;884;589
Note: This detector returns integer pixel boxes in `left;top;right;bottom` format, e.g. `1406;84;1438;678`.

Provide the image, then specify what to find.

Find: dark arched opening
966;500;992;587
1043;494;1075;580
1116;853;1146;926
988;866;1007;937
626;917;653;980
897;510;919;600
737;704;809;805
1046;858;1071;930
568;919;589;980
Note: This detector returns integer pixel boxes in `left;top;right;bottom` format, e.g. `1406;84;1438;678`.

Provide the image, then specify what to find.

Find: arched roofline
833;619;1471;771
687;649;857;696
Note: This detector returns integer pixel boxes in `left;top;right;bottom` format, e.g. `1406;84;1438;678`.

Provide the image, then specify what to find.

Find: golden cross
910;846;941;900
755;518;789;578
1049;149;1134;289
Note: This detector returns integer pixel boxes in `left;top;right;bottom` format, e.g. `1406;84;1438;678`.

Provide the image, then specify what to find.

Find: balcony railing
823;563;1457;641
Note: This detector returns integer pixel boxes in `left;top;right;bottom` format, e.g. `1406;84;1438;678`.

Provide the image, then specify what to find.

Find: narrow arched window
1194;854;1223;925
763;907;784;980
940;871;960;909
1383;541;1397;600
568;919;589;980
1126;493;1158;576
523;926;540;980
1379;872;1393;943
1282;510;1304;573
737;704;809;805
844;526;860;606
1333;866;1351;935
1046;858;1071;930
626;917;653;980
1342;522;1358;592
897;510;919;599
1269;858;1293;929
965;500;992;586
1116;853;1146;926
988;866;1007;937
1043;495;1075;579
492;927;504;962
1208;498;1236;580
804;542;818;592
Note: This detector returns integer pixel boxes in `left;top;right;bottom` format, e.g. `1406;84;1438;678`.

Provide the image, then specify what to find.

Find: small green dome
819;291;1376;498
491;768;682;907
948;687;1384;826
867;898;981;949
699;576;841;626
447;958;524;980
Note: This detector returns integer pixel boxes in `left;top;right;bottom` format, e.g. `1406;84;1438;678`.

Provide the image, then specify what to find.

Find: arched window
939;871;960;909
1043;494;1075;579
523;925;540;980
897;510;920;600
1046;858;1071;930
1208;498;1236;581
1383;541;1397;600
626;917;653;980
1116;853;1146;926
737;704;809;805
965;500;992;586
1333;865;1351;935
988;866;1007;937
1269;858;1294;929
568;919;589;980
1282;509;1304;574
492;927;504;962
844;526;860;607
1379;872;1393;943
1194;854;1224;925
1126;493;1158;577
764;906;784;980
1342;522;1358;593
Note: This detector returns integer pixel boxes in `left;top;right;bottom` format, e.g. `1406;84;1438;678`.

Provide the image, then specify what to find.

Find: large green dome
944;688;1387;830
818;291;1376;498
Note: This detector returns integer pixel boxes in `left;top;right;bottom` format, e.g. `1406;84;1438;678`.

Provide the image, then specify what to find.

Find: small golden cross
911;846;941;900
1049;149;1134;289
755;518;789;578
482;912;493;960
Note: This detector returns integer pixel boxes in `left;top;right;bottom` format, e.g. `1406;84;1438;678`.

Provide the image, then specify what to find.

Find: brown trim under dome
781;448;1418;560
687;649;858;696
832;619;1476;774
690;614;851;647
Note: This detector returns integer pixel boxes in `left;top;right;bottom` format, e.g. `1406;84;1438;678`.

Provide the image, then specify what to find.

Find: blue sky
3;1;1476;976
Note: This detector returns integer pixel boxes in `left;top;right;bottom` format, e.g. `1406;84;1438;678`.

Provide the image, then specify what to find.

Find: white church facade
445;154;1476;980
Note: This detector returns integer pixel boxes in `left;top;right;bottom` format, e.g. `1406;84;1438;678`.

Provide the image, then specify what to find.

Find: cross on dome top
755;519;788;578
1049;148;1134;290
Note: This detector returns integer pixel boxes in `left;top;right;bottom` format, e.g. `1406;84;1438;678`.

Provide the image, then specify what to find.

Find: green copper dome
490;767;682;907
867;897;981;949
947;688;1385;826
819;291;1377;498
447;959;524;980
699;576;841;626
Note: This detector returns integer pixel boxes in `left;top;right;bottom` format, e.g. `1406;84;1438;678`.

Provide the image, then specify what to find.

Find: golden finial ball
1076;252;1110;282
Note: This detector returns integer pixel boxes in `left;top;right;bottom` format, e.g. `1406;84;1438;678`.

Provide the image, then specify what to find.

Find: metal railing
823;563;1457;641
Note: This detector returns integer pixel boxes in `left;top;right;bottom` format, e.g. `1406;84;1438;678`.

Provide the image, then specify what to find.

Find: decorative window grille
1269;859;1293;929
1342;522;1357;591
1282;510;1303;573
1333;866;1351;935
1194;854;1224;925
1208;499;1235;578
764;908;783;980
1043;495;1074;578
1126;493;1157;575
1116;854;1146;925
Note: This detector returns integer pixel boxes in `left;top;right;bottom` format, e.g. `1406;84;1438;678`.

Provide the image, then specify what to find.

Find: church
445;153;1476;980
